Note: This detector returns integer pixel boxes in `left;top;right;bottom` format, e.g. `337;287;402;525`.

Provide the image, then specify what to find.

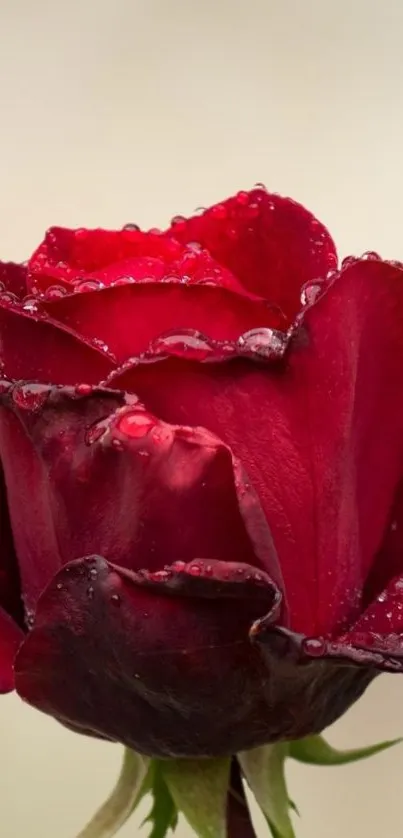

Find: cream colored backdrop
0;1;402;836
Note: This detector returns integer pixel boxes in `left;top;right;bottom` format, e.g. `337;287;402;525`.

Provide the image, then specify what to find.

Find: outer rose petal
0;607;24;692
14;554;373;757
42;283;286;363
0;302;115;384
0;383;281;616
106;259;403;636
166;188;337;313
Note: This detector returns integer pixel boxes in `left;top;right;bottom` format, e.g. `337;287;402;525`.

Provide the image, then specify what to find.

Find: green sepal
289;733;402;766
162;757;231;838
75;748;150;838
142;762;178;838
238;744;296;838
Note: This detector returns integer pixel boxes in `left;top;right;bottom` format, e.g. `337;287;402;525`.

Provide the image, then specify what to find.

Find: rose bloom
0;187;402;759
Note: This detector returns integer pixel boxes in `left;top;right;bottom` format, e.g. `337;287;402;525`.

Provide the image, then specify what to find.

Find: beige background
0;0;403;835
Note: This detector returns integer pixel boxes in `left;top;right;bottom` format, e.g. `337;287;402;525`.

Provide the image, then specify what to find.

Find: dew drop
361;251;381;261
300;281;323;306
56;582;64;591
85;423;105;445
87;585;94;600
341;255;357;270
75;383;93;397
172;561;186;572
75;279;104;293
151;329;213;361
92;337;111;354
110;593;121;606
189;564;201;576
377;591;387;602
0;291;20;306
117;410;155;438
123;223;140;232
237;327;288;360
89;567;98;580
111;276;136;287
22;295;39;312
303;637;327;657
211;203;227;220
149;570;171;581
171;215;187;231
25;609;35;629
44;285;69;300
236;190;249;206
12;382;49;411
391;520;398;532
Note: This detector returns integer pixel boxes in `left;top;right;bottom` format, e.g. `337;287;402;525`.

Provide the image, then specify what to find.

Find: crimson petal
0;303;115;384
105;259;403;636
166;188;337;313
42;283;287;363
0;262;28;298
0;384;282;615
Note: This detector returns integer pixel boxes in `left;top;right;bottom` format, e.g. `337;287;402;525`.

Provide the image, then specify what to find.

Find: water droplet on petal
89;567;98;580
22;295;39;312
149;570;171;581
236;190;249;206
189;564;201;576
12;382;49;411
75;279;104;293
377;591;387;602
211;203;227;220
150;329;213;361
117;410;155;438
300;281;323;306
361;251;381;261
341;256;358;270
44;285;69;300
56;582;64;590
0;291;20;306
303;637;327;656
110;593;121;606
172;561;186;572
26;609;35;629
171;215;187;232
123;223;140;231
237;328;288;360
75;383;93;396
111;276;136;287
87;585;94;599
86;423;106;445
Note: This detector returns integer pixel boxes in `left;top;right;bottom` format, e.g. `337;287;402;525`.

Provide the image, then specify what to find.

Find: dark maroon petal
42;283;287;363
0;464;24;627
106;259;403;637
14;554;373;756
0;606;24;692
0;302;115;384
0;262;28;298
15;554;280;756
364;480;403;605
0;384;282;615
307;574;403;672
28;227;183;288
166;188;337;313
227;759;256;838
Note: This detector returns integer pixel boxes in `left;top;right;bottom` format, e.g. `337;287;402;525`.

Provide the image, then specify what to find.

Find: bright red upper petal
105;259;403;636
166;187;337;315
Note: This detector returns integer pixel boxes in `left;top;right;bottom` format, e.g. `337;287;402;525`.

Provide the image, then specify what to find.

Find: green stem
75;749;149;838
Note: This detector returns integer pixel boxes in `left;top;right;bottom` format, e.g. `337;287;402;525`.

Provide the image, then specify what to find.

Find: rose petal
0;606;24;692
15;554;281;756
0;262;28;298
28;227;183;289
107;259;403;636
0;303;115;384
15;554;374;755
0;384;282;614
317;574;403;671
166;188;337;314
0;463;24;626
42;283;287;363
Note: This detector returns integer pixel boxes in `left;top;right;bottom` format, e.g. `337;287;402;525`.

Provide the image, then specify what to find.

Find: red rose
0;187;402;758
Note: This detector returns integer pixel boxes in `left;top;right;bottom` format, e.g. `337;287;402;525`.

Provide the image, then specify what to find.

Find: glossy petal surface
166;188;337;314
107;260;403;635
15;554;372;756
